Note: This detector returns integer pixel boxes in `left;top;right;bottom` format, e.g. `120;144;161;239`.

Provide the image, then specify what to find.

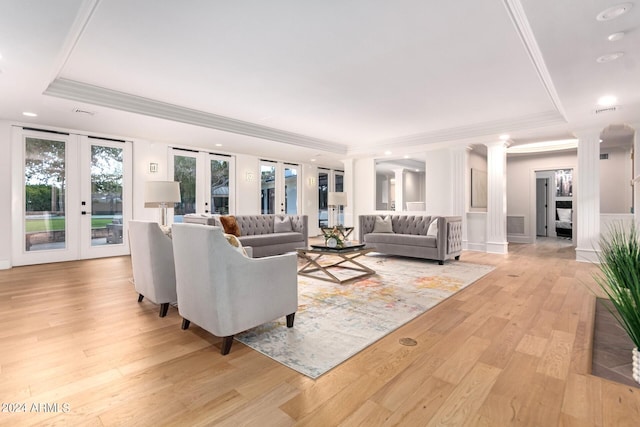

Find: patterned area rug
235;254;494;379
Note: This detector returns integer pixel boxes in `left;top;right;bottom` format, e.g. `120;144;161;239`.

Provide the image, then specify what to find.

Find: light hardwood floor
1;240;639;426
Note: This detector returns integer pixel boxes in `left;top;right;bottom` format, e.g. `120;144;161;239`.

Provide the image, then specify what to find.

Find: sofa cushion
274;215;293;233
427;218;438;237
224;233;248;256
365;233;436;248
239;232;303;247
220;215;241;236
372;215;394;233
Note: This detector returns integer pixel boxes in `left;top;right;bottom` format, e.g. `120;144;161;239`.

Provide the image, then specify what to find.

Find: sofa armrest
291;215;308;247
359;215;376;243
438;216;462;256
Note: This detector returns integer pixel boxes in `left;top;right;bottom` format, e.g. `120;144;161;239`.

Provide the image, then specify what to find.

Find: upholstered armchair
172;223;298;355
128;220;177;317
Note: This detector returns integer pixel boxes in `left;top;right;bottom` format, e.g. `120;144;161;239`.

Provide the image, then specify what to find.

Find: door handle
81;211;92;215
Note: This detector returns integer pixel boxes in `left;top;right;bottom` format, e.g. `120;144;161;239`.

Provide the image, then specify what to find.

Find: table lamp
144;181;181;226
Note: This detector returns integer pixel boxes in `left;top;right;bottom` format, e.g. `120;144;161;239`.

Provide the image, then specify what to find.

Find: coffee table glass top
309;243;365;252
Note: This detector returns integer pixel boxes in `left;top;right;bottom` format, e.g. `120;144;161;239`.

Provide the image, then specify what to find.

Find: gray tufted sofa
359;215;462;264
183;214;308;258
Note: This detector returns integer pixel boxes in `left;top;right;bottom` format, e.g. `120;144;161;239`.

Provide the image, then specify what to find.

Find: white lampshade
144;181;181;207
327;192;347;207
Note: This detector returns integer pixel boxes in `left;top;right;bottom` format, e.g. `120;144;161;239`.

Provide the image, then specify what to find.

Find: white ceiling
0;0;638;168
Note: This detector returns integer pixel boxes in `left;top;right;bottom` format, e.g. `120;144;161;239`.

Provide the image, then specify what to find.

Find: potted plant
594;221;640;384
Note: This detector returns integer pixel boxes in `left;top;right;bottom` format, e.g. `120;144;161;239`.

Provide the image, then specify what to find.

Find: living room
1;1;639;425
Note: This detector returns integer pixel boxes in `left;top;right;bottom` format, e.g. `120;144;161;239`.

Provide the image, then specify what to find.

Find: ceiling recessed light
215;143;222;147
310;158;316;162
596;52;624;63
22;112;37;117
608;32;625;41
403;155;410;159
596;3;633;21
384;150;392;155
499;134;510;141
597;95;618;106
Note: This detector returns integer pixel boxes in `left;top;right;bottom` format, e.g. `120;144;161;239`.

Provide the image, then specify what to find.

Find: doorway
11;128;132;266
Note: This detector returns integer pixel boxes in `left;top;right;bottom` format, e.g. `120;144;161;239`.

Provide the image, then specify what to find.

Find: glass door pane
284;165;298;214
174;155;197;222
24;137;66;252
318;171;329;227
210;157;230;214
90;145;123;246
261;163;276;214
334;171;344;224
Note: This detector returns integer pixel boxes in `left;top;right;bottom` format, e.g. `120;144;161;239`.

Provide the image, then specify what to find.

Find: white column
575;130;601;263
485;141;508;254
451;146;470;248
632;123;640;221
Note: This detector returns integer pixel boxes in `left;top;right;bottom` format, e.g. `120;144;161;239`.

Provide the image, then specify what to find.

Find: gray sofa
359;215;462;264
183;214;308;258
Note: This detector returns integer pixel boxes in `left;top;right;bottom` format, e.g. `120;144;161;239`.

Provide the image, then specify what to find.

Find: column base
486;241;509;254
575;247;600;263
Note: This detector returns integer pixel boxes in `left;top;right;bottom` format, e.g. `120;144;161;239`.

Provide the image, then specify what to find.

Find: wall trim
45;78;348;155
465;242;487;252
486;241;509;254
576;247;600;264
0;259;11;270
507;234;531;244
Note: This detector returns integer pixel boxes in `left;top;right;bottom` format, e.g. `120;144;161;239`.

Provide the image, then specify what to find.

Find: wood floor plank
0;240;638;425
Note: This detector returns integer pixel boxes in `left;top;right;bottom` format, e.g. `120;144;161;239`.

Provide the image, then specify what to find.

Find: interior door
536;178;548;237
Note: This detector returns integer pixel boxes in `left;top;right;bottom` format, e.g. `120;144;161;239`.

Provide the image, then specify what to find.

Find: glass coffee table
296;244;375;284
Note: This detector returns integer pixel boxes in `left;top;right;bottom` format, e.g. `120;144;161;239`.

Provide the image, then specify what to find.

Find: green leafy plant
594;222;640;349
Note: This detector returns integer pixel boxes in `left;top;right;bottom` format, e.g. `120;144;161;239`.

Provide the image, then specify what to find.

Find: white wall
404;170;425;206
354;158;376;240
301;163;320;236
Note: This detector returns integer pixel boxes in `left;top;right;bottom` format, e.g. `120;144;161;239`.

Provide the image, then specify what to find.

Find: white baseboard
465;242;486;252
0;259;11;270
575;247;600;263
486;241;509;254
507;234;532;244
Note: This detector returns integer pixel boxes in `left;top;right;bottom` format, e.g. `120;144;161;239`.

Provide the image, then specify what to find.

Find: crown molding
349;110;566;155
502;0;567;119
43;78;348;154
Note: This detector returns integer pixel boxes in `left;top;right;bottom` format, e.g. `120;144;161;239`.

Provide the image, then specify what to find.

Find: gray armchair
171;223;298;355
128;220;177;317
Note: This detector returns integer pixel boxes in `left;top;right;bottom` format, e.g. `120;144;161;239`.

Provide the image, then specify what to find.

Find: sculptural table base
296;246;375;284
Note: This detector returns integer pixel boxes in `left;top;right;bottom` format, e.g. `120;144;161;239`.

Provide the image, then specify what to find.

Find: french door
11;128;132;266
260;161;299;215
171;149;235;222
317;169;343;227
